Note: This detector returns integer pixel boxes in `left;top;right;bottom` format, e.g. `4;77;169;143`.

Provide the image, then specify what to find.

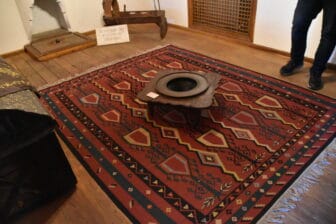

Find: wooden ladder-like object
102;0;168;39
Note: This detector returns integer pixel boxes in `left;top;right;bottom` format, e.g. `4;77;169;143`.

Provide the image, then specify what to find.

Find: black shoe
280;60;303;76
308;74;323;90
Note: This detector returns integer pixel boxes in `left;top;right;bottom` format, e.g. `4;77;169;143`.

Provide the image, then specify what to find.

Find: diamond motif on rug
114;81;131;90
160;153;191;176
222;93;240;102
142;70;158;78
161;127;178;139
220;82;243;92
80;93;100;104
197;151;222;167
163;110;187;124
230;111;258;126
256;95;282;108
197;129;228;148
101;110;121;122
167;61;183;69
124;128;151;147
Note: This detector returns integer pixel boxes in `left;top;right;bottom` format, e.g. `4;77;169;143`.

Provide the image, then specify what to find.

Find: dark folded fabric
0;109;56;161
0;109;77;223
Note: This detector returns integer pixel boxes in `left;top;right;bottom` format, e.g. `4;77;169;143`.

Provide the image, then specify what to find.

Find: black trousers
291;0;336;76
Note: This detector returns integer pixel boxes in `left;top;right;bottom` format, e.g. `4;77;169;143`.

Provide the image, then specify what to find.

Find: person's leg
309;0;336;90
291;0;322;62
280;0;322;76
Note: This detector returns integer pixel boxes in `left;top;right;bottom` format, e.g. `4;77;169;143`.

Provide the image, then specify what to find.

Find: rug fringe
258;138;336;224
37;44;171;91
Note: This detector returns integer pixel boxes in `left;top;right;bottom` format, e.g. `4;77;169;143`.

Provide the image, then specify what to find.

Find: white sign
95;25;130;46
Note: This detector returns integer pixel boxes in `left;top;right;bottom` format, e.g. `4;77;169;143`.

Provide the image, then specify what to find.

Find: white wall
1;0;335;65
254;0;295;53
118;0;153;11
0;0;187;54
62;0;157;33
0;0;154;54
0;0;30;54
61;0;104;33
32;0;65;35
254;0;336;64
160;0;188;27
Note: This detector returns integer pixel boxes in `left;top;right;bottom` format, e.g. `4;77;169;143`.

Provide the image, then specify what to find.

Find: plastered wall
0;0;335;64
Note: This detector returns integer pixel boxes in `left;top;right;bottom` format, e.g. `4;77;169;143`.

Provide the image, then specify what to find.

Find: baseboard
1;49;25;58
327;62;336;70
82;30;96;36
251;43;311;62
169;24;252;45
251;43;336;70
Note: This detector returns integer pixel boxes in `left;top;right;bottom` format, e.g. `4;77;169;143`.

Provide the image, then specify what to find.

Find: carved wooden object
102;0;167;39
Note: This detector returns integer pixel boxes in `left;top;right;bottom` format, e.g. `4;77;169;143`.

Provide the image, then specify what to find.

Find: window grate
191;0;253;35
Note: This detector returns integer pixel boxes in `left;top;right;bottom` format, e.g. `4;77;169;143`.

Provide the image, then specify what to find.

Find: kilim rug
39;45;336;223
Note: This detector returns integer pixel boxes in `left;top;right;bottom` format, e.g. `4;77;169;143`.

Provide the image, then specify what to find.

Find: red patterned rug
39;45;336;223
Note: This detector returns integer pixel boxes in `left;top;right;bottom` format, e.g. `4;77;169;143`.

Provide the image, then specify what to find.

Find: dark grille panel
192;0;253;34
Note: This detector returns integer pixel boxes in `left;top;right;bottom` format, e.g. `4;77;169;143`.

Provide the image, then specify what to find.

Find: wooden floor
4;24;336;224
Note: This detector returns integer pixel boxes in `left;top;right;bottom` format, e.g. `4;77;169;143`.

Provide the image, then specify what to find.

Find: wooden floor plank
79;44;113;65
20;53;60;84
40;60;72;79
59;51;100;73
7;53;47;87
52;56;82;75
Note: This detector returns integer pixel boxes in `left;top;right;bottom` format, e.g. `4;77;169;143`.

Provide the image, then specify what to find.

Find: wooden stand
102;0;168;39
25;29;96;61
137;70;221;127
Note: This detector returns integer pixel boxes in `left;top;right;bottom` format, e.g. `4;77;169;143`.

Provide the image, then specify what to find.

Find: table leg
187;108;201;128
147;102;155;117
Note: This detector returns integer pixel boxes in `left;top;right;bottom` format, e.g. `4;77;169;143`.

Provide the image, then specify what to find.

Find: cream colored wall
62;0;155;34
0;0;154;54
32;0;64;35
63;0;185;32
0;0;30;54
118;0;153;11
1;0;335;65
159;0;335;63
159;0;188;27
254;0;336;64
61;0;104;33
